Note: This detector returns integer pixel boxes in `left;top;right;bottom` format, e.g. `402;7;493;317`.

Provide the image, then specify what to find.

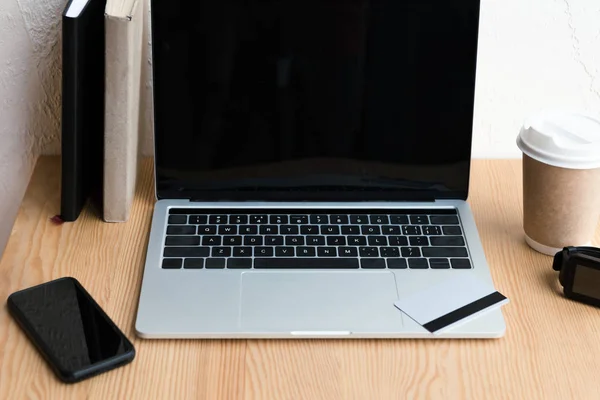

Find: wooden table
1;157;600;400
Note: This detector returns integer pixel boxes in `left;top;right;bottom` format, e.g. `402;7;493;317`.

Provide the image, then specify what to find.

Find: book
60;0;106;222
103;0;145;222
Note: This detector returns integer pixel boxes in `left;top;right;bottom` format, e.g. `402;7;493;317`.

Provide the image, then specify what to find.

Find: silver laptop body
135;0;506;338
136;200;505;339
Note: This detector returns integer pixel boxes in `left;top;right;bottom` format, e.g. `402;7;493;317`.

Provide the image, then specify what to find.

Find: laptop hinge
188;198;439;203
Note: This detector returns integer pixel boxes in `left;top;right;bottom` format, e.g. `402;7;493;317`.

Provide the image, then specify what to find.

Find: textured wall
0;0;64;256
471;0;600;157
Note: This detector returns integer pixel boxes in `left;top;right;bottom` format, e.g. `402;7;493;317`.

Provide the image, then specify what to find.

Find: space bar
254;258;359;269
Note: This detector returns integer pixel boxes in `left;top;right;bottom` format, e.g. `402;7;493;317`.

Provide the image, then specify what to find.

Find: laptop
135;0;506;338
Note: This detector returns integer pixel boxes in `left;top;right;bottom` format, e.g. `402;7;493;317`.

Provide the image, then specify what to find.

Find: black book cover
60;0;106;222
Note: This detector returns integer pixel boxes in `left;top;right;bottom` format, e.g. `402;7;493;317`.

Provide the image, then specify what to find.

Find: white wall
0;0;64;256
0;0;599;256
472;0;600;157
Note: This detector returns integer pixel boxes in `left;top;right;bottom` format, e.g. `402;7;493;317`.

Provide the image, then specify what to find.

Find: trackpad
240;272;402;332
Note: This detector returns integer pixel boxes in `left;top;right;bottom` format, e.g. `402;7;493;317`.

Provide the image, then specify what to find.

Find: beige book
103;0;145;222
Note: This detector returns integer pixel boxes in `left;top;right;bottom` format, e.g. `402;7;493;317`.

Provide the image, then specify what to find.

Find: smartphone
7;277;135;383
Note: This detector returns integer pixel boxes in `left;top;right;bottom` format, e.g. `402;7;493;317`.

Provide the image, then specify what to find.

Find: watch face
572;264;600;300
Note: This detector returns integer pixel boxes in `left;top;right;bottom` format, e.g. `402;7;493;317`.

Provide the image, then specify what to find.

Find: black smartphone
7;277;135;383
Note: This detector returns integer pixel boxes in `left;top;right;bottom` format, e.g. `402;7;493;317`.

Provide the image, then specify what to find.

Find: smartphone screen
7;277;135;383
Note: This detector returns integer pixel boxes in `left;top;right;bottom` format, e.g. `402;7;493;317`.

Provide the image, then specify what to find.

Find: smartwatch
553;246;600;307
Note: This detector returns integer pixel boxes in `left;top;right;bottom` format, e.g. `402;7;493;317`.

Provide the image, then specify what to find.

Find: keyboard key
370;215;389;224
442;226;463;235
260;225;279;234
389;236;409;246
240;226;259;235
275;247;295;256
212;247;231;257
339;247;359;257
270;215;289;224
285;236;305;246
409;258;429;269
317;247;337;257
341;226;360;235
361;259;386;269
218;225;237;235
451;258;472;269
184;258;205;269
281;225;299;234
401;247;422;257
422;247;468;258
188;215;208;224
202;236;221;246
348;236;367;245
290;215;308;224
359;247;379;257
255;258;359;269
166;236;200;246
368;236;387;246
326;236;346;246
331;215;349;224
162;258;182;269
430;236;465;246
209;215;227;224
227;259;253;269
223;236;242;245
230;215;248;224
322;226;340;235
250;215;268;224
265;236;284;245
244;236;263;246
206;258;226;269
431;216;459;225
387;258;407;269
409;236;429;246
297;247;316;257
300;225;319;234
350;215;368;224
199;225;217;234
164;247;210;258
167;225;196;235
382;226;401;235
422;225;442;236
168;215;187;224
310;215;328;224
361;226;381;235
380;247;400;258
410;215;429;224
429;258;450;269
306;236;326;245
390;215;409;224
402;225;421;235
255;247;274;257
233;247;252;257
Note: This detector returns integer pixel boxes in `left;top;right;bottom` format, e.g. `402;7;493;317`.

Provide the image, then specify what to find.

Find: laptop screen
151;0;481;201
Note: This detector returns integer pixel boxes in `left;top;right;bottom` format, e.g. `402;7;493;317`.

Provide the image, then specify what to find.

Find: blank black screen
9;278;132;373
151;0;481;201
573;265;600;300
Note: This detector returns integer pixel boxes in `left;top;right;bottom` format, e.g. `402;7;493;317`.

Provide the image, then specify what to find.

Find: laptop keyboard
161;209;471;270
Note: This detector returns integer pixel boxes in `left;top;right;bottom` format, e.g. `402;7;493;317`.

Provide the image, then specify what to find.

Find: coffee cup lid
517;110;600;169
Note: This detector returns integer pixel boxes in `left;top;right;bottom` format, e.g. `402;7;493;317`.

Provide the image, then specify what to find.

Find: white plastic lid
516;110;600;169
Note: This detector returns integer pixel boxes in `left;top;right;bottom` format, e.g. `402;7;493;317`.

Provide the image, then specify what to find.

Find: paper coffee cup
517;110;600;256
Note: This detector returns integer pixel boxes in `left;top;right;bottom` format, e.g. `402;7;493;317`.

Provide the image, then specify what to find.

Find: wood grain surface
1;157;599;400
